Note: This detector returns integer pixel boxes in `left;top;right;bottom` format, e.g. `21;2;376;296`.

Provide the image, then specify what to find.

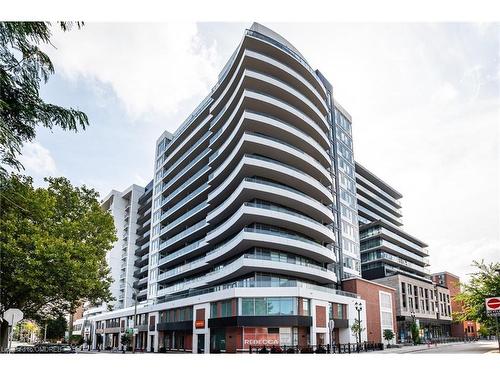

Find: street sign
133;328;139;335
328;319;335;331
485;297;500;316
4;309;23;326
4;309;23;353
126;328;134;334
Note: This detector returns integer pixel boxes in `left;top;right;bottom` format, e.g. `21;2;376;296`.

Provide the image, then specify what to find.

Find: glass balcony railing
242;226;327;249
245;29;319;85
161;183;209;221
162;148;210;191
162;201;208;234
164;220;207;248
246;110;328;155
243;253;329;273
158;257;206;281
242;177;327;210
245;69;328;123
162;166;209;207
158;239;205;266
157;277;356;301
161;131;210;177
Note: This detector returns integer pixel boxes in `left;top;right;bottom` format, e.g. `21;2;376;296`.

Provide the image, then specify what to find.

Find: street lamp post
354;302;363;351
410;309;416;344
132;288;138;354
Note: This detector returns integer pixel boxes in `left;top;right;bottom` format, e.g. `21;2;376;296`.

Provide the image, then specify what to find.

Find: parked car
14;343;75;353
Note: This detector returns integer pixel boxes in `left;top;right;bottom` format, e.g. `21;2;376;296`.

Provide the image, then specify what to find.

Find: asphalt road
408;341;498;354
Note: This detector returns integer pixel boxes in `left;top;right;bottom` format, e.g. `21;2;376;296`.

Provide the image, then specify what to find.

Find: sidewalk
375;341;477;354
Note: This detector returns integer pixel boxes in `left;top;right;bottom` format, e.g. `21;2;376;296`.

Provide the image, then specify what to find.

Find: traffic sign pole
485;297;500;353
496;316;499;353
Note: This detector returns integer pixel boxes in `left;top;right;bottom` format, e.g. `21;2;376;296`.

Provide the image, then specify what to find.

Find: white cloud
431;81;459;104
48;23;219;120
19;142;58;176
429;238;500;283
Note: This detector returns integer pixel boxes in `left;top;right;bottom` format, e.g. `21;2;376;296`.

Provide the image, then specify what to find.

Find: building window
240;297;299;316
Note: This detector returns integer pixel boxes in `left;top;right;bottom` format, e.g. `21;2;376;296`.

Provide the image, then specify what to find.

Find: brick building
432;271;480;338
342;278;397;344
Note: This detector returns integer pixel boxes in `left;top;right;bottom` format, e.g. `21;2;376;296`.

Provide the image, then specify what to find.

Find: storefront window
241;297;298;316
280;298;294;315
221;300;232;317
302;299;310;316
255;298;266;315
210;302;217;318
267;298;281;315
242;299;254;316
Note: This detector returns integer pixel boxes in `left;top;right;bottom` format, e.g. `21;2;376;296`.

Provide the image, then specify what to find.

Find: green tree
120;332;132;350
410;322;420;345
351;318;365;344
454;260;500;335
0;174;116;350
0;22;88;180
43;314;67;341
383;329;394;347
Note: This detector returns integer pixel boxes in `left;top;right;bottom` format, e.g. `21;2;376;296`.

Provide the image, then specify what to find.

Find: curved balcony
159;220;208;251
160;130;211;183
244;28;327;102
205;226;335;264
210;75;329;151
211;48;328;123
210;110;330;170
208;154;333;208
157;257;209;284
209;132;331;190
211;67;328;137
160;201;209;238
160;182;210;223
160;148;210;194
205;202;335;245
158;107;212;171
207;177;334;226
160;166;209;213
158;239;209;268
158;254;337;294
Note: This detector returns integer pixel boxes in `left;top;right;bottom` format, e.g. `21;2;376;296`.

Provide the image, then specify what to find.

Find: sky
21;22;499;282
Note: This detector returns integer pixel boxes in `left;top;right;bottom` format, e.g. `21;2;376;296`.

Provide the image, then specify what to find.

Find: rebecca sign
243;328;279;348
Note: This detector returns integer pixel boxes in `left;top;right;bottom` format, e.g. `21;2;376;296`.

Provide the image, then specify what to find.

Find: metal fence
249;342;384;354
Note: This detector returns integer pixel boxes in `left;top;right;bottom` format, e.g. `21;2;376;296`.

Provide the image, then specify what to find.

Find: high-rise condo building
88;22;368;353
355;163;452;341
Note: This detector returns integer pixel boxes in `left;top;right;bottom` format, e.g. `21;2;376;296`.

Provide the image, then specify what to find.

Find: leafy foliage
454;260;500;334
70;334;84;345
0;174;116;322
14;320;40;342
120;332;132;347
43;314;67;341
383;329;394;345
350;318;365;343
410;322;420;344
0;22;88;179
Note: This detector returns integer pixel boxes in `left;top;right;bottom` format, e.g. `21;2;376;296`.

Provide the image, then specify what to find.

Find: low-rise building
342;277;397;345
432;271;480;338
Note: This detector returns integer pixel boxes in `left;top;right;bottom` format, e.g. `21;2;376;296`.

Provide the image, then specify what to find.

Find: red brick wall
342;279;397;343
225;327;242;353
315;305;326;328
298;327;309;347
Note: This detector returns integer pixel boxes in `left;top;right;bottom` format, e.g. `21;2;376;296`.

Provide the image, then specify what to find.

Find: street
379;340;498;354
